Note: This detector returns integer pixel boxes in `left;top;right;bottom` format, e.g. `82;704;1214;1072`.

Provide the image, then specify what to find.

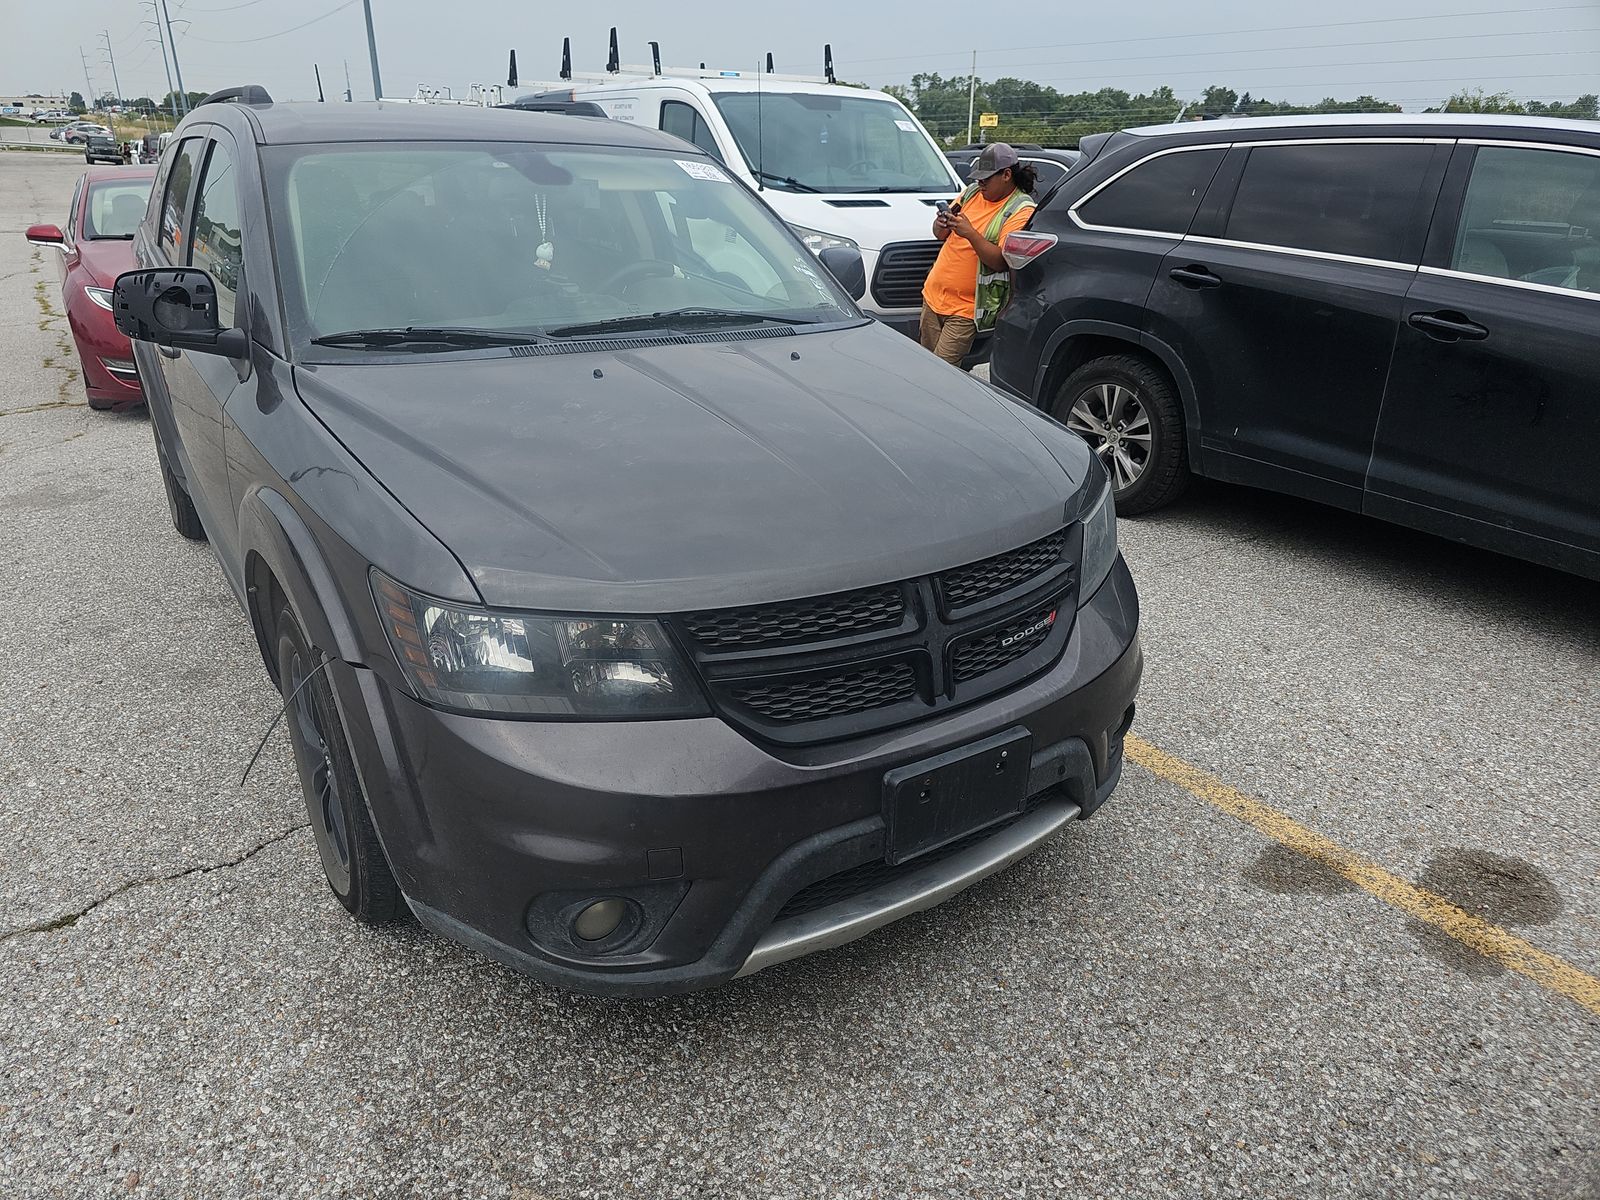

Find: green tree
69;91;86;114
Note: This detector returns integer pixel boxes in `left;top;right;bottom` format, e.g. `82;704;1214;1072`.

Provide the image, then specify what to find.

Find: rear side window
1026;159;1070;195
1074;147;1226;234
661;101;724;164
1225;142;1434;263
1450;145;1600;295
159;137;204;261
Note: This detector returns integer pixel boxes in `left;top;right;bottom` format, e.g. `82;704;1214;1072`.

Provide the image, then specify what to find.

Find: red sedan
26;166;157;412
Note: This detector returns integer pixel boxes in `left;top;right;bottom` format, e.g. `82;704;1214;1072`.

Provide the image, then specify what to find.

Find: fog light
573;898;627;942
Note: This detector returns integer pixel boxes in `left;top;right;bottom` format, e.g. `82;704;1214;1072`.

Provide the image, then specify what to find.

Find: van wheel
275;603;403;925
153;428;207;541
1054;355;1189;515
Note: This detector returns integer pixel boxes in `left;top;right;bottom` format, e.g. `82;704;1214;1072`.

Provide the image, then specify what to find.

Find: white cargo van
521;66;962;340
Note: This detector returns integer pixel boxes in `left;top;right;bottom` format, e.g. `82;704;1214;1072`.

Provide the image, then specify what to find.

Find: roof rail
197;85;273;107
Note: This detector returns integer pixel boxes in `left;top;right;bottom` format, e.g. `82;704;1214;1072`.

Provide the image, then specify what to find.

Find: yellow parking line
1125;735;1600;1018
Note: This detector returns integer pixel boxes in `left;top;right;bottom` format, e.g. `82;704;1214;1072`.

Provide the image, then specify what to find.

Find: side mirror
25;224;64;246
818;245;866;301
113;268;247;358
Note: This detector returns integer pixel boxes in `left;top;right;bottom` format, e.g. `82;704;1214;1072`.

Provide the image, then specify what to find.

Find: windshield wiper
548;309;824;339
752;170;822;193
309;326;550;350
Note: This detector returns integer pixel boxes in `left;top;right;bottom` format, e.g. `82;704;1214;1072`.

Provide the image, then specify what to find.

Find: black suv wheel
275;603;403;925
1054;355;1189;514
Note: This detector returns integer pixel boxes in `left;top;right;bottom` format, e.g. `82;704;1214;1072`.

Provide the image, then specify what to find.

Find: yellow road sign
978;112;999;128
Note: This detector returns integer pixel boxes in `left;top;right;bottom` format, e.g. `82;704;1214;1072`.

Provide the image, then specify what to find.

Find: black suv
947;143;1080;197
990;113;1600;581
114;89;1141;995
84;133;123;166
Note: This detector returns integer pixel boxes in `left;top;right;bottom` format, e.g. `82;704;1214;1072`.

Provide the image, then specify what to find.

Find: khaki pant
919;305;976;367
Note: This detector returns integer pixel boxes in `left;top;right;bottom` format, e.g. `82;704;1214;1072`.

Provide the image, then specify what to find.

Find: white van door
656;90;729;165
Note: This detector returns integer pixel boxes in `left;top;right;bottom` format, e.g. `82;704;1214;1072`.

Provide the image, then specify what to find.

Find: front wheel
275;603;403;925
1053;355;1189;515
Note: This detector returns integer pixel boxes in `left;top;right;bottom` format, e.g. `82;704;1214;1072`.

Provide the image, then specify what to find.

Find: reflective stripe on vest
960;182;1036;332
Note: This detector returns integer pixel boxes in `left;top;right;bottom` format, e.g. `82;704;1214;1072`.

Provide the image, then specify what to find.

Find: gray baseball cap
967;142;1019;181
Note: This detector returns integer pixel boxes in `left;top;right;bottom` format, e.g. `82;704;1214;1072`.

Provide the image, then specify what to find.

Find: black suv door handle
1169;266;1222;289
1407;311;1489;341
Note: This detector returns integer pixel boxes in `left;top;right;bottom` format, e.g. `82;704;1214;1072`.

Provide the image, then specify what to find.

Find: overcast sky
5;0;1598;110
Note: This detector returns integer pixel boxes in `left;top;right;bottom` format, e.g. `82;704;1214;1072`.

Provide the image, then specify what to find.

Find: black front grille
774;790;1055;922
951;602;1061;683
938;531;1068;610
730;660;917;723
871;241;943;309
673;526;1077;744
681;586;904;651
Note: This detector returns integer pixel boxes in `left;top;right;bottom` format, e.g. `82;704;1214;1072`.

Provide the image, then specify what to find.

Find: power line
184;0;358;44
836;3;1599;68
968;26;1600;76
1010;49;1599;87
182;0;272;12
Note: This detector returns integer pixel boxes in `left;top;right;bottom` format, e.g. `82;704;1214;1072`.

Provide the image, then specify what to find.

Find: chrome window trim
1185;234;1419;273
1418;265;1600;303
1460;138;1600;159
1069;136;1453;243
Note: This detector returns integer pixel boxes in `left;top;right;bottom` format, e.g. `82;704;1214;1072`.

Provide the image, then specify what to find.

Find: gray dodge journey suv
114;88;1142;995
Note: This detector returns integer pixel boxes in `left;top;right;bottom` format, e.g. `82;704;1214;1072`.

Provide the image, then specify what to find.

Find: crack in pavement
0;823;311;943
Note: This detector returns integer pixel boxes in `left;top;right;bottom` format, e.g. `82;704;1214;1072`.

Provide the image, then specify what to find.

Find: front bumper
332;559;1141;996
67;298;143;409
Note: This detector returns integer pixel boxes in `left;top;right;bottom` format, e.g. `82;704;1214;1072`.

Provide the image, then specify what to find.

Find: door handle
1169;266;1222;289
1407;311;1488;341
159;345;180;359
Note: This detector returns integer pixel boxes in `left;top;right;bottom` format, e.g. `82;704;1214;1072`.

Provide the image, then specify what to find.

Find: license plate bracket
883;727;1034;866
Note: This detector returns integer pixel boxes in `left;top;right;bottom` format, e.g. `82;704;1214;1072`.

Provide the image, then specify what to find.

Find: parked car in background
84;133;123;165
113;90;1140;996
63;122;112;144
990;112;1600;581
24;165;157;411
34;110;75;124
947;143;1080;197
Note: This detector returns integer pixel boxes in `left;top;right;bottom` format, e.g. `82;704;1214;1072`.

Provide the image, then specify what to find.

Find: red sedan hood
73;238;137;287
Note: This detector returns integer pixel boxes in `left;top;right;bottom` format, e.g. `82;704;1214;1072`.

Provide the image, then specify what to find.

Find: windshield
262;143;858;345
713;92;956;193
84;180;152;239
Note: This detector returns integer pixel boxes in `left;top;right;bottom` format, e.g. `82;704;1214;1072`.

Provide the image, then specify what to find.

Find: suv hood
293;322;1092;612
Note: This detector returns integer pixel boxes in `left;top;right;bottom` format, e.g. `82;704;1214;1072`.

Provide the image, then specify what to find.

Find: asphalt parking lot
2;152;1597;1200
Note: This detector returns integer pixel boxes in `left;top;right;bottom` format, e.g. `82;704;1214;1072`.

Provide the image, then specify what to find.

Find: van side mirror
113;268;247;358
817;245;866;301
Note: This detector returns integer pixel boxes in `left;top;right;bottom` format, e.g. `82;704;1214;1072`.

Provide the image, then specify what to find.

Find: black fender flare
237;485;366;680
1030;319;1206;469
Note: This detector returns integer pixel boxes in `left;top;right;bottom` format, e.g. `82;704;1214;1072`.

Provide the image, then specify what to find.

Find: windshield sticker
895;119;916;132
676;159;731;183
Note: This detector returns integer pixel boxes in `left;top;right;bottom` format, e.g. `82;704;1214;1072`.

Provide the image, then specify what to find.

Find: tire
1053;354;1189;515
152;426;207;540
275;602;403;925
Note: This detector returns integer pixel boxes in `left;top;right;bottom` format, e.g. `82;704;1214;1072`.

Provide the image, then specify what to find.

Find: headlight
371;572;708;718
84;286;114;311
790;224;859;257
1077;463;1119;604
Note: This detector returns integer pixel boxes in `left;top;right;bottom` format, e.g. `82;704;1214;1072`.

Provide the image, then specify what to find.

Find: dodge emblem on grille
1000;611;1057;649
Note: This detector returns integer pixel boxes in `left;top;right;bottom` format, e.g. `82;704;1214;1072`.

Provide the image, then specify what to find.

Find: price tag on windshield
677;160;731;183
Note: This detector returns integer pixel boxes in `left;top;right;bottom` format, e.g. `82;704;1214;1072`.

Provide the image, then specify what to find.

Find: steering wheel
601;259;677;294
844;160;878;176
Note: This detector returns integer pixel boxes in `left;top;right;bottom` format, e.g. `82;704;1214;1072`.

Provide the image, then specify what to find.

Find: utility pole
100;31;123;107
966;50;977;146
144;2;177;123
78;47;97;110
343;60;353;102
360;0;383;100
157;0;188;115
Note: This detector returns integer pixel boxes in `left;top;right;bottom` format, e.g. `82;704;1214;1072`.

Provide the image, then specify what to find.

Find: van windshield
261;143;859;345
713;93;956;194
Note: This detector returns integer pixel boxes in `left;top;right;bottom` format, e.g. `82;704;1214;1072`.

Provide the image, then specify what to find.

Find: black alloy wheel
275;603;402;924
1054;354;1190;515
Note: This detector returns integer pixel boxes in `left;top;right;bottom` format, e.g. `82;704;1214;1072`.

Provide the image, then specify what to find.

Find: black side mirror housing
817;245;866;301
113;268;247;358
